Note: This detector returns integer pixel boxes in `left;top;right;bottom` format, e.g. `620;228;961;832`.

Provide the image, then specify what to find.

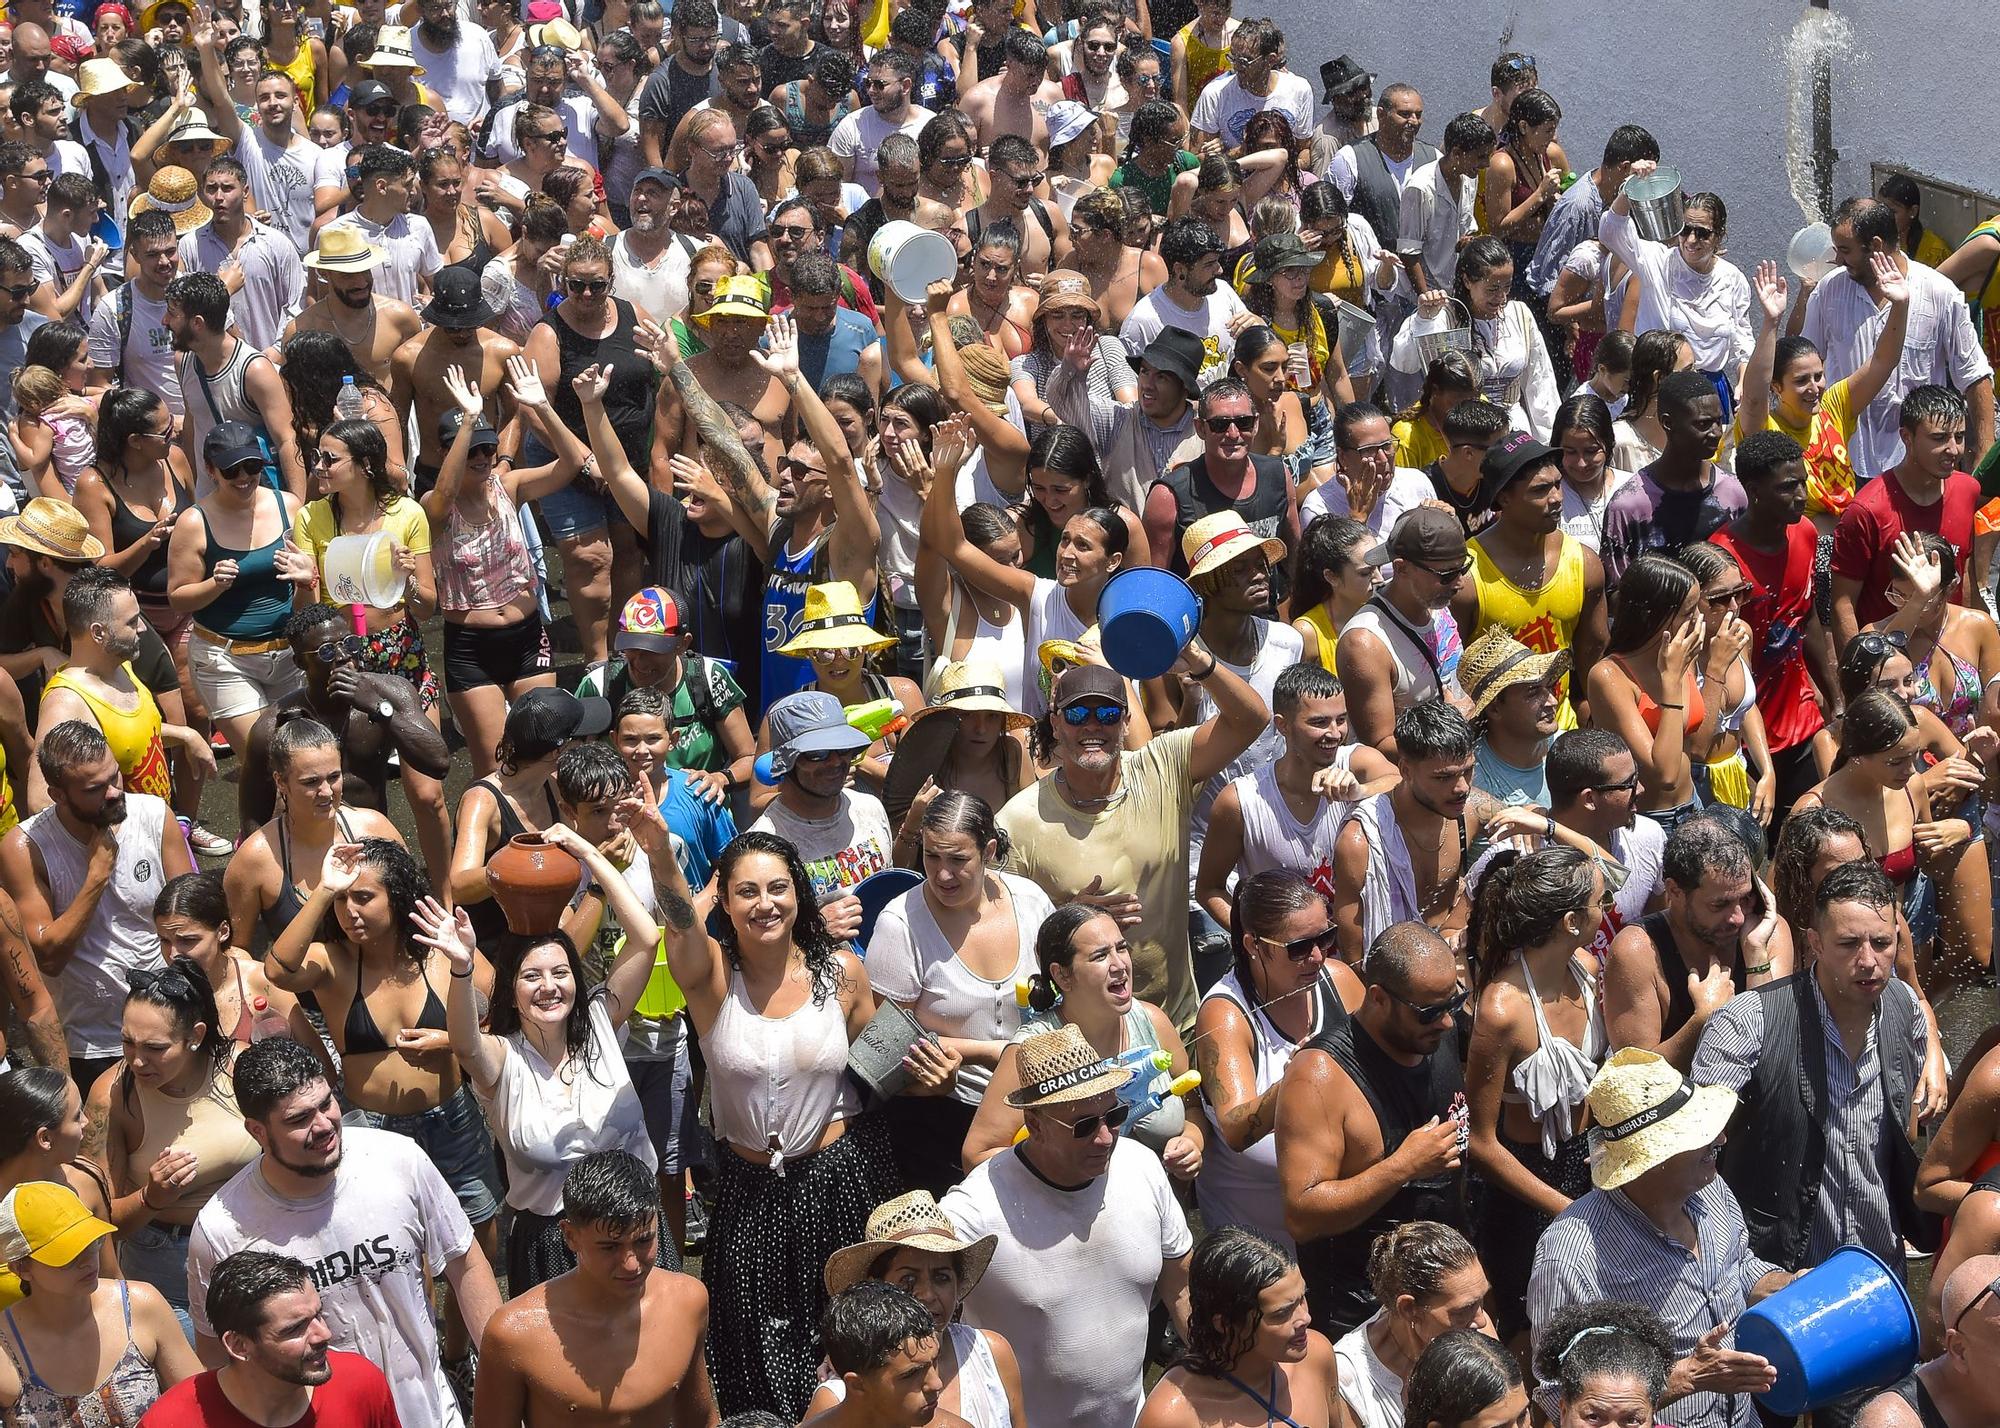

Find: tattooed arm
648;322;781;562
0;887;64;1067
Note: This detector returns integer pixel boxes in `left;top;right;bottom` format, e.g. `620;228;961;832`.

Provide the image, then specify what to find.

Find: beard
105;631;141;664
333;283;373;309
268;1134;342;1178
271;1348;334;1386
420;14;458;42
86;795;128;828
628;211;662;234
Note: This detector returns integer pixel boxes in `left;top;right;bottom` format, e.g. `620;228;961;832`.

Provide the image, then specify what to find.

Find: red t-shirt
1828;470;1981;629
1711;520;1824;753
141;1352;401;1428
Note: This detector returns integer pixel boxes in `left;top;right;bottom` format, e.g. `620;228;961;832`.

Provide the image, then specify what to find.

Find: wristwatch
370;698;395;722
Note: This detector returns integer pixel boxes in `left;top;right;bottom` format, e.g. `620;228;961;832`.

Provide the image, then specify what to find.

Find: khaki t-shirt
997;728;1198;1030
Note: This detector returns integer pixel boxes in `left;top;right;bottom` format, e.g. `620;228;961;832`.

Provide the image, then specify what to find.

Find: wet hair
1228;868;1329;1012
1239;111;1301;193
520;193;569;248
1601;124;1659;169
1503;86;1560;139
1026;426;1108;509
1181;1228;1296;1376
1229;324;1289;383
353;142;413;187
1551;391;1615;455
268;716;338;780
1366;1220;1479;1306
282;601;346;649
1814;852;1897;921
1736;429;1805;487
1879;172;1929;257
1470;845;1597;988
1271;659;1340;718
872;131;917;176
1900;382;1967;433
918;789;1010;862
1604;554;1694;655
1533;1300;1674;1408
788;251;840;298
164;272;231;334
1192;154;1245;205
345;839;427;963
1489;52;1536;90
1363;921;1453;995
23;319;85;380
1026;901;1111;1012
0;1065;74;1161
556;740;634;806
1126;99;1181;157
320;419;397;514
540;165;594;216
233;1036;329;1122
1592;329;1635;378
962;501;1015;549
1290;512;1374;618
1197;376;1253;421
1451;234;1512;309
880;380;943;451
971;216;1023;267
1298;180;1351;258
1440;111;1495;158
61;566;130;642
153;869;230;935
1674;540;1738;591
1396;351;1480;427
1439;398;1508;444
1626;328;1691;419
713;831;846;1004
1662;816;1754;895
281;331;379;460
1838;687;1918;763
616;685;670;730
206;1252;317;1342
1393;697;1475;765
867;46;917;84
1772;805;1867;933
1546;728;1631;806
36;719;111;785
918;109;975;172
821;1281;937;1376
1835;631;1906;706
562;1149;660;1232
1683;190;1727;238
487;927;602;1078
122;957;231;1108
1405;1331;1521;1428
1159;216;1222;273
1832;194;1897;253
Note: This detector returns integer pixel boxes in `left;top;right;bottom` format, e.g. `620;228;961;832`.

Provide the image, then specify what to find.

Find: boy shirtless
803;1282;972;1428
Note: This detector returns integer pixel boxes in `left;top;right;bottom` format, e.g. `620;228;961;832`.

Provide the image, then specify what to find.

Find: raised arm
413;895;508;1092
925;281;1028;495
540;822;661;1030
419;363;489;525
752;314;880;586
193;15;246;142
916;412;1039;612
639;320;781;555
1847;251;1913;415
1736;260;1788;436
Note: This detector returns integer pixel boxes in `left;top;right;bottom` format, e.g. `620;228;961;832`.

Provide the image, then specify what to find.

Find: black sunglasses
1590;772;1640;795
566;276;610;294
1060;702;1125;726
1205;414;1257;434
1411;557;1475;581
0;283;35;299
1387;985;1469;1024
313;634;366;665
1257;926;1337;963
937;153;972;168
1681;223;1717;243
361;101;398;117
1047;1102;1130;1138
1953;1273;2000;1333
1855;629;1909;658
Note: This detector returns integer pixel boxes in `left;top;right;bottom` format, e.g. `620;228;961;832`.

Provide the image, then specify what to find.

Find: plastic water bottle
249;997;290;1042
334;375;365;423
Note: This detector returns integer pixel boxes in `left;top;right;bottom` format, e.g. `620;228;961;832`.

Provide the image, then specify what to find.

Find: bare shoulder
1137;1369;1200;1428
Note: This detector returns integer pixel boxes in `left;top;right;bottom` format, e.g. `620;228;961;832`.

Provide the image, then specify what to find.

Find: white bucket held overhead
868;220;959;304
1786;222;1838;282
321;531;408;609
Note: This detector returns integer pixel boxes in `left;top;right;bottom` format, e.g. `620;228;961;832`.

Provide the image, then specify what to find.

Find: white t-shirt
1586;817;1666;960
1190;69;1314;148
322;211;442;305
237;126;324;256
187;1128;476;1428
411;23;504;125
943;1139;1192;1428
480;252;542;343
20;224;92;324
827;103;937;196
611;230;684;325
484;94;608;171
864;871;1053;1102
748;788;895;906
1300;464;1435;538
180;221;307;354
75;114;134;226
1119;282;1248;389
87;284;183;415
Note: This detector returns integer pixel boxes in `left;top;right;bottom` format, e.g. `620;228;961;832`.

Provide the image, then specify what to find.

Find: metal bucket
1622;166;1686;243
1409;296;1472;365
1331;297;1376;364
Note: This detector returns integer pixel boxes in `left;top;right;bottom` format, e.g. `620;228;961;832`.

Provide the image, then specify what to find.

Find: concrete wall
1262;0;1998;279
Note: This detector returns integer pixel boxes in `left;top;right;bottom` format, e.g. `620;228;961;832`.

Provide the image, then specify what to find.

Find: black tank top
105;468;191;602
1294;1017;1469;1338
1911;1377;1949;1428
541;298;656;470
1640;910;1742;1046
465;775;560;947
444;209;497;279
1152;453;1290;581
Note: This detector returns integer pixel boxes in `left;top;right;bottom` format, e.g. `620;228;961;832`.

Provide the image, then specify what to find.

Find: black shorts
443;615;551;690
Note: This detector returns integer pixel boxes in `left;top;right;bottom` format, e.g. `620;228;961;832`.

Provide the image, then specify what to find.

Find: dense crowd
0;2;1993;1428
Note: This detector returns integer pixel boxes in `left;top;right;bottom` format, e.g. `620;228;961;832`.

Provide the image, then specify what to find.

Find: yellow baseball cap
0;1182;115;1269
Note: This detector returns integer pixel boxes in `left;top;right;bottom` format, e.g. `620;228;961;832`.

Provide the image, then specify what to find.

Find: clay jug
485;834;582;935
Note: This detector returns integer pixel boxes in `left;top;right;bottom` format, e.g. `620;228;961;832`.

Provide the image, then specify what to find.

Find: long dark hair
282;331;381;461
1228;869;1328;1013
1469;845;1596;988
1405;1331;1522;1428
1627;328;1690;421
350;838;428;964
713;831;847;1005
1290;513;1372;617
1027;426;1111;510
122;956;233;1110
321;417;397;524
1773;805;1867;936
96;386;170;472
486;929;607;1083
1835;688;1916;769
1238;111;1301;195
1024;901;1107;1013
0;1066;74;1161
1604;554;1694;656
153;869;231;941
1181;1228;1296;1376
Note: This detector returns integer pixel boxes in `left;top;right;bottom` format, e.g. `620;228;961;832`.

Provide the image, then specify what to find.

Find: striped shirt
1691;976;1923;1268
1528;1178;1781;1428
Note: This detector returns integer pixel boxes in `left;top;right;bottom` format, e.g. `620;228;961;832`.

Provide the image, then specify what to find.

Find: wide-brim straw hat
76;57;142;98
823;1191;998;1298
129;166;210;234
909;658;1032;731
1182;510;1285;581
0;497;106;561
1459;626;1572;716
162;107;230;155
775;581;896;656
304;228;385;272
363;25;428;74
1006;1023;1135;1110
527;17;585;50
1586;1048;1738;1191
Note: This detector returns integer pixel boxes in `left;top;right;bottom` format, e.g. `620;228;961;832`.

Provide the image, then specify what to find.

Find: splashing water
1780;6;1863;225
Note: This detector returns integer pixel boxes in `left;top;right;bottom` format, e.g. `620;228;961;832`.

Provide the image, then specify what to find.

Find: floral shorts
361;617;440;713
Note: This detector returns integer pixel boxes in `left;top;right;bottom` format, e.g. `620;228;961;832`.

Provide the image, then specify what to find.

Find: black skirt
506;1200;683;1297
881;1093;979;1199
1479;1125;1593;1340
704;1115;902;1418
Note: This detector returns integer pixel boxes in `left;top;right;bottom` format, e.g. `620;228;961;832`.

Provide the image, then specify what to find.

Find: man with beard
746;690;885;938
1546;728;1664;957
1337;508;1472;755
283;228;420;385
483;44;630;174
610;167;680;324
305;78;400;222
473;1152;716;1428
179;159;305;355
664;41;763;168
637;0;721;170
957;29;1057;161
408;0;504;127
1146;378;1296;574
767;195;878;324
164;271;305;499
195;33;318;253
1604;816;1786;1072
236;601;449;833
963;134;1070;281
1119;217;1251;390
0;718;191;1090
187;1036;504;1428
146;1250;401;1428
828;49;934;198
322;144;441;306
674;274;789;440
388;267;521;497
1276;919;1475;1336
86;208;181;415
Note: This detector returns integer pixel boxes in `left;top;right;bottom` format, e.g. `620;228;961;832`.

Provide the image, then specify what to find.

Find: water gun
753;699;909;784
1009;1046;1202;1151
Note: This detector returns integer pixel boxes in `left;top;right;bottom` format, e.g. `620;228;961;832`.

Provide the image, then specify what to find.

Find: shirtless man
802;1282;968;1428
965;134;1070;280
947;221;1039;360
956;28;1055;158
474;1151;717;1428
671;276;790;447
283;234;421;387
388;267;522;497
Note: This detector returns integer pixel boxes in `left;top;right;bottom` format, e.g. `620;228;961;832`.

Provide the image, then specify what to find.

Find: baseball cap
1481;431;1560;495
614;587;686;653
1051;663;1127;709
632;167;682;193
0;1182;116;1269
202;421;265;472
1363;507;1469;569
348;79;395;108
768;689;870;763
437;409;500;451
503;687;612;760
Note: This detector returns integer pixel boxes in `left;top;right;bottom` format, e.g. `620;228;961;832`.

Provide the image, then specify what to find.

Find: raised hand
1060;324;1095;374
442;363;482;417
929;412;973;480
1752;259;1788;323
1889;530;1944;608
272;537;318;588
1661;613;1705;681
571;363;611;404
504;354;547;407
669;453;729;509
747;312;801;383
321;841;366;896
408;895;477;975
1872;250;1910;305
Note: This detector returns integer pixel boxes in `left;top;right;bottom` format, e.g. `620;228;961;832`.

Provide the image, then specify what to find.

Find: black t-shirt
637;57;720;147
644;488;766;713
759;40;819;90
1423;460;1499;540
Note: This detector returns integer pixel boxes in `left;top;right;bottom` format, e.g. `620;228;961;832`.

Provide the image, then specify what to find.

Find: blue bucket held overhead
1734;1245;1918;1415
1096;568;1202;681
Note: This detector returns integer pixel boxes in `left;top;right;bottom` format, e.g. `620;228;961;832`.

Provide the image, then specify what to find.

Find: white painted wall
1262;0;1999;279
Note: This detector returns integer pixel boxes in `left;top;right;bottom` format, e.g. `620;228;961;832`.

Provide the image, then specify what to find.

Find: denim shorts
628;1048;693;1177
361;1081;501;1225
120;1219;196;1344
524;437;610;540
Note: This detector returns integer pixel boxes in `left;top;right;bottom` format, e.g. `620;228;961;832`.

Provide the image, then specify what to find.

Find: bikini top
342;955;447;1057
1914;641;1981;739
1875;787;1919;887
1500;954;1605;1161
1614;655;1706;740
1699;655;1757;739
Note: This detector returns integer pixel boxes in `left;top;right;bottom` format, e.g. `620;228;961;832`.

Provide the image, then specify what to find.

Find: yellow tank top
44;666;172;799
1310;244;1366;305
1177;20;1231;103
1295;603;1339;674
127;1067;261;1214
1392;415;1447;469
0;738;17;836
1469;533;1585;729
274;38;317;102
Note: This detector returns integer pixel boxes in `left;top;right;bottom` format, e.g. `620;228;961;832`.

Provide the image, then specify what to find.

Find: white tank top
1338;601;1442;707
1023;577;1089;716
705;970;859;1168
967;601;1029;714
1186;619;1306;889
1232;748;1355;897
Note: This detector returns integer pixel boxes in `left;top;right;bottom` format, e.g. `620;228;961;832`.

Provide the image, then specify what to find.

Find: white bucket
321;531;408;608
1786;222;1838;282
867;219;958;304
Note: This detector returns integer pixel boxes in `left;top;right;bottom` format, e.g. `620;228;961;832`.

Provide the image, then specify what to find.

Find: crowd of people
0;2;1995;1428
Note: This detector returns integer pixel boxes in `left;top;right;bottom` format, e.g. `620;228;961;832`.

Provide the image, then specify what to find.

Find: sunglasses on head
1386;985;1469;1024
1257;926;1337;962
1060;701;1125;726
1498;53;1536;74
314;634;366;664
1046;1102;1129;1138
1854;629;1909;661
1205;414;1257;434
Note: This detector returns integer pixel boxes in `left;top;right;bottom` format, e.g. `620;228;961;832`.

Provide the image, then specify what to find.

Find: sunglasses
360;101;399;117
0;283;34;299
1060;702;1126;726
1257;926;1337;963
937;153;972;168
1342;438;1396;458
1005;170;1046;186
1590;772;1641;795
1081;39;1116;51
1706;583;1754;606
1047;1102;1130;1138
220;458;264;481
1497;53;1536;74
1681;223;1717;243
1386;985;1469;1024
17;170;50;184
313;634;366;664
1411;557;1474;581
1953;1273;2000;1333
308;448;344;469
769;223;815;240
1205;414;1257;434
527;129;568;145
1854;630;1909;662
778;457;828;480
566;276;610;294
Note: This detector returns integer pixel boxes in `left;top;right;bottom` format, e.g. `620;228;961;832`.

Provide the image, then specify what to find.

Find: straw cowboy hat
696;275;771;327
1585;1048;1738;1192
775;582;896;657
1181;510;1285;582
75;58;142;98
955;341;1011;413
885;659;1031;823
162;107;231;156
0;497;106;562
303;227;386;272
1037;268;1099;319
363;25;428;74
129;166;210;234
1005;1024;1136;1110
527;17;586;50
1458;626;1572;717
822;1191;998;1298
910;659;1032;731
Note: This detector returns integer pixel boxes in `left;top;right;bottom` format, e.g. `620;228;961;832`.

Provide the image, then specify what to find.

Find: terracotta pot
485;834;582;935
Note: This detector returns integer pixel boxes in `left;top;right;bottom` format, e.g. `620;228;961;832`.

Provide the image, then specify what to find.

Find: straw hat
1458;626;1572;716
696;275;771;326
1181;510;1285;581
1585;1048;1738;1191
1038;269;1099;319
910;659;1032;731
75;58;141;98
162;107;231;156
1005;1024;1136;1110
956;341;1011;412
363;25;427;73
822;1191;998;1297
128;166;211;234
1038;629;1101;678
527;17;585;50
304;227;385;272
0;497;106;562
774;582;897;656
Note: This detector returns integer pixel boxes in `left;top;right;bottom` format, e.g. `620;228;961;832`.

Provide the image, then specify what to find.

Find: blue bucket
1735;1245;1918;1415
1097;568;1202;681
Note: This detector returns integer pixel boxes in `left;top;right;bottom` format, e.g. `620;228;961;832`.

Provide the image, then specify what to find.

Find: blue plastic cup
1096;568;1202;681
1735;1245;1918;1415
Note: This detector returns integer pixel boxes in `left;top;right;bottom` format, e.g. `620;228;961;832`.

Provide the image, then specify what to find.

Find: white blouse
1599;208;1754;377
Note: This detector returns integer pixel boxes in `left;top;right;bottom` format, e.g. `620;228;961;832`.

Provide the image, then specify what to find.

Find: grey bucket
1622;166;1686;243
1332;298;1376;364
